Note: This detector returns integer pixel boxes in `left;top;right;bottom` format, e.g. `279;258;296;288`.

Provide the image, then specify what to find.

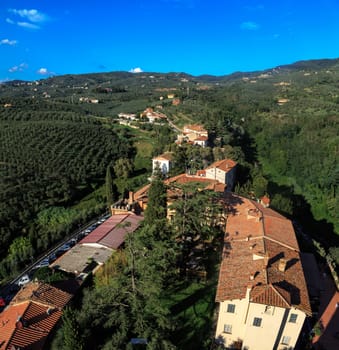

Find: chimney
249;273;255;280
278;258;287;272
16;316;23;329
128;191;134;204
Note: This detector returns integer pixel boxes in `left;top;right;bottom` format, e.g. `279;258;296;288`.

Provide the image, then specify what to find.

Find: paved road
0;212;110;302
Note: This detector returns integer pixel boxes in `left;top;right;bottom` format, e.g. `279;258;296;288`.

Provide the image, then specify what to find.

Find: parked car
17;274;30;287
56;244;71;257
35;258;50;269
49;253;57;262
69;238;77;246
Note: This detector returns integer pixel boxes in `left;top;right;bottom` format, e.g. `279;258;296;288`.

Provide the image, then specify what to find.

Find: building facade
152;152;173;175
205;159;237;190
215;193;311;350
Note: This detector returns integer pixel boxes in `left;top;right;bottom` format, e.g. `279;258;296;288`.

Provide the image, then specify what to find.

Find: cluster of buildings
0;213;143;350
176;124;209;147
136;154;317;349
0;146;323;349
118;108;167;124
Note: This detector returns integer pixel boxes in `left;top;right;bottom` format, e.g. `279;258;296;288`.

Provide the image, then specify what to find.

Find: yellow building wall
216;291;306;349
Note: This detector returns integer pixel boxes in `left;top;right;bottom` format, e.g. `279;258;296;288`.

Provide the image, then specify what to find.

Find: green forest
0;99;135;279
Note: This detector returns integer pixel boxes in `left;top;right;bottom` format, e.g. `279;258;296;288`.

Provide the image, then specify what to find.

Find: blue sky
1;0;338;81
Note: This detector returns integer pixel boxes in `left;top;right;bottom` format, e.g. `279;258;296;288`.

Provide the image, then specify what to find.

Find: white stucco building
204;159;237;190
152;152;173;175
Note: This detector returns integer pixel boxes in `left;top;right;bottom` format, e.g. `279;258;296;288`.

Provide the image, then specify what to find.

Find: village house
176;124;209;147
215;193;311;350
152;152;173;175
130;160;232;214
183;124;208;137
118;113;137;121
140;107;167;123
204;159;237;190
192;135;208;148
0;282;73;350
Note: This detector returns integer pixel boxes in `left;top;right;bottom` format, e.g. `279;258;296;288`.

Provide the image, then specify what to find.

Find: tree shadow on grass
171;283;216;350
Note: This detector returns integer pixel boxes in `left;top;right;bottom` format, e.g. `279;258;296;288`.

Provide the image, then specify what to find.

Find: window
223;324;232;334
253;317;262;327
289;313;298;323
227;304;236;313
281;336;291;345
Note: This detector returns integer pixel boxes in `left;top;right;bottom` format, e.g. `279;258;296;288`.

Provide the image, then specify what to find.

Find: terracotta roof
152;152;173;161
183;124;207;133
216;193;312;316
196;170;206;176
194;136;208;141
0;301;62;350
80;213;143;249
10;281;73;309
250;284;291;308
133;184;151;201
164;173;225;192
205;158;237;172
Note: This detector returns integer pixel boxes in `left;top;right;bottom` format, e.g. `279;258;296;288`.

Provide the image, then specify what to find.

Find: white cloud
9;9;48;23
37;67;54;75
17;21;40;29
7;8;49;30
241;21;260;30
0;39;17;46
9;63;28;73
129;67;143;73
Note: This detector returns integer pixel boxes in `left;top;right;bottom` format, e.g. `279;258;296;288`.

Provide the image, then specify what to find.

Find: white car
17;274;30;287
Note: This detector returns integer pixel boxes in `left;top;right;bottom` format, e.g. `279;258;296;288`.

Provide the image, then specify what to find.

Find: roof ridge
269;284;291;307
2;301;30;350
264;235;299;252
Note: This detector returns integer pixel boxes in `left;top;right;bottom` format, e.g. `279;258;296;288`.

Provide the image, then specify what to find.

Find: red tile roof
0;300;63;350
216;193;311;316
205;159;237;172
10;281;73;309
164;173;226;192
194;136;208;141
183;124;207;133
80;214;143;249
152;152;173;161
196;170;206;176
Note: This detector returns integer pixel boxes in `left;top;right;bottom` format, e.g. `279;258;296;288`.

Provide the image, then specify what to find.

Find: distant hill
0;57;338;266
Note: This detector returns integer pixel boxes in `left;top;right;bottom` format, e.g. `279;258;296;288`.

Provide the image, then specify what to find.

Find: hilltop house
140;107;167;123
215;193;311;350
204;159;237;190
152;152;173;175
129;159;234;214
176;124;209;147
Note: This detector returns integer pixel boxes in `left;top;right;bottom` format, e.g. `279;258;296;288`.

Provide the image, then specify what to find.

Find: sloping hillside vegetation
0;59;338;282
0;100;134;279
